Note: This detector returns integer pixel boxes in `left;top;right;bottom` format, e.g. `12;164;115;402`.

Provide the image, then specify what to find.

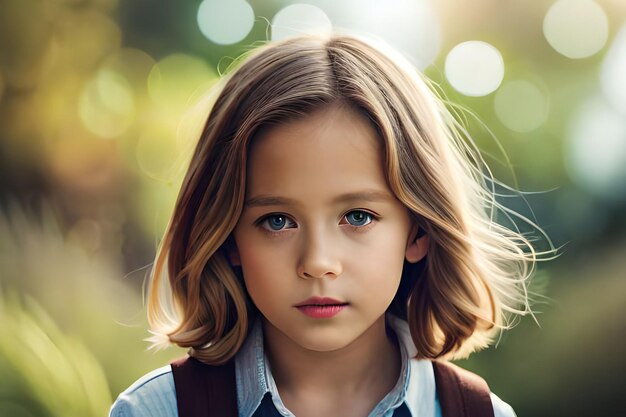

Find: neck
262;315;401;401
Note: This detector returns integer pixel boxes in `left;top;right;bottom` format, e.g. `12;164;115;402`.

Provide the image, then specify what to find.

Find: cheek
348;230;407;299
238;247;267;286
359;255;403;293
235;239;290;304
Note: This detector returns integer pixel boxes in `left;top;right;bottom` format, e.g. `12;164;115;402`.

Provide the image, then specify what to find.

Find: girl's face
231;104;427;352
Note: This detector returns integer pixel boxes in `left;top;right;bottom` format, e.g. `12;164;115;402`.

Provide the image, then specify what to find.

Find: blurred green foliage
0;290;111;417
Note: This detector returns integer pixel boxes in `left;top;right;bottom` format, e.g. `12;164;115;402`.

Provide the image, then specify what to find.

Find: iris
346;211;372;226
268;215;287;230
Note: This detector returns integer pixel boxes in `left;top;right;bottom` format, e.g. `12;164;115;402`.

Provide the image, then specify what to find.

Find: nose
296;229;343;280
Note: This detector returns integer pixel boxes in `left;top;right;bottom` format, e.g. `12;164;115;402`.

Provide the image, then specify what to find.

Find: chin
284;326;361;352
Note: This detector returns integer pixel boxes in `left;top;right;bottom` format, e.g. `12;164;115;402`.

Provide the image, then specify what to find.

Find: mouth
294;296;349;307
294;296;349;318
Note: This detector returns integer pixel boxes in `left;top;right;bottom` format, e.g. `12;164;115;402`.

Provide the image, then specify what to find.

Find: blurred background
0;0;624;416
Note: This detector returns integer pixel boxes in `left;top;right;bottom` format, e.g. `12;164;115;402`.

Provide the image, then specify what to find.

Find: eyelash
255;210;379;237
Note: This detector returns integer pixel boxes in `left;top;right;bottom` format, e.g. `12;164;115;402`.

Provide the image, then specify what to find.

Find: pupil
271;216;285;229
349;212;367;225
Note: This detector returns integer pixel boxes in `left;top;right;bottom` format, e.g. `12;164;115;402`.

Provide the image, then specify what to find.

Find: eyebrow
244;189;394;208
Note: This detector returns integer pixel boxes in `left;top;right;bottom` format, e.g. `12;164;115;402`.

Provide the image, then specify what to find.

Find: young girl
110;32;550;417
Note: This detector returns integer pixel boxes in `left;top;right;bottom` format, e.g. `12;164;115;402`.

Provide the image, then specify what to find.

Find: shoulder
432;360;517;417
109;365;178;417
407;358;516;417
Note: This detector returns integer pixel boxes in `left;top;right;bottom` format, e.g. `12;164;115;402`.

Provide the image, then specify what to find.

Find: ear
224;234;241;266
405;221;428;264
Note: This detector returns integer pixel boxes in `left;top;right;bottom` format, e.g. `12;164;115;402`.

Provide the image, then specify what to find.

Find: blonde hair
146;33;556;364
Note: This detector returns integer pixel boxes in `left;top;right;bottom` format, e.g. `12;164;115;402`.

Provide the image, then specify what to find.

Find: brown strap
171;355;238;417
432;360;495;417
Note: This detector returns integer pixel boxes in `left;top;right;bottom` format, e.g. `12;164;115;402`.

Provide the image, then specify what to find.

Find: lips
294;296;349;307
294;297;350;318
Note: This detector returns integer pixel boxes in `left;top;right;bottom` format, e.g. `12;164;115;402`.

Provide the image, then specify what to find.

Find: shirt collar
389;314;437;417
235;316;268;417
235;313;417;417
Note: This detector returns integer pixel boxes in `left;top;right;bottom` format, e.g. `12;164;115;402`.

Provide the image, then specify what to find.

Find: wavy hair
146;33;556;364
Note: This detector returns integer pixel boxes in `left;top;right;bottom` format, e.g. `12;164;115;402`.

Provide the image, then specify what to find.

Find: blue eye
261;215;294;231
346;210;373;227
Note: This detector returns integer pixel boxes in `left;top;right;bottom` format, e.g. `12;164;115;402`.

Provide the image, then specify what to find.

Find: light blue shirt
109;314;516;417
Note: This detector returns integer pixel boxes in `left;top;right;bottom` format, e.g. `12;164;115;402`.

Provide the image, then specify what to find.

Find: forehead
246;105;389;204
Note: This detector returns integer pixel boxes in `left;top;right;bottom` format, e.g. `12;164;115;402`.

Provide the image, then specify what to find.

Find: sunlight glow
445;41;504;96
543;0;609;59
290;0;441;70
147;54;214;108
197;0;255;45
271;3;332;41
565;96;626;201
601;24;626;115
79;69;135;139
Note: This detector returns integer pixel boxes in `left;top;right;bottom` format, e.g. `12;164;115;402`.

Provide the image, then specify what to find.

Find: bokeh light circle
565;97;626;201
494;80;550;132
100;48;157;98
271;3;332;41
316;0;441;70
79;69;135;139
197;0;255;45
147;53;215;108
136;126;178;180
445;41;504;96
601;24;626;115
543;0;609;59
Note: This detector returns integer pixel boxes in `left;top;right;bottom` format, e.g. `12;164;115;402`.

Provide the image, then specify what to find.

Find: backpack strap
171;355;238;417
432;360;495;417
